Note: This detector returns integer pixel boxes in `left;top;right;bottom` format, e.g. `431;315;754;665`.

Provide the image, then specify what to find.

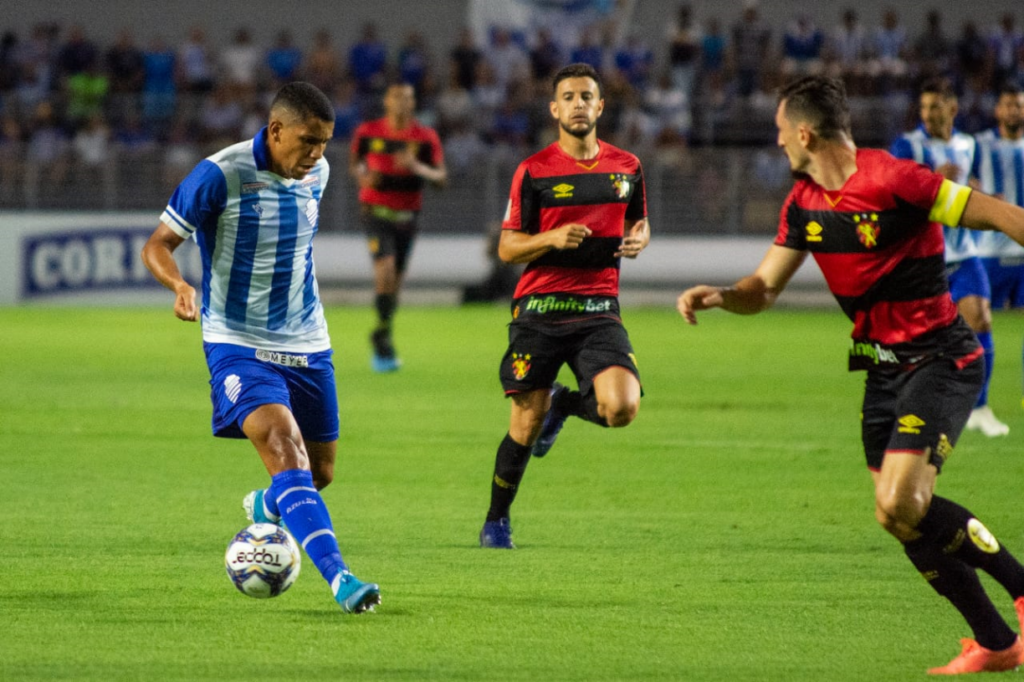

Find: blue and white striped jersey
971;128;1024;258
890;126;978;263
161;127;331;352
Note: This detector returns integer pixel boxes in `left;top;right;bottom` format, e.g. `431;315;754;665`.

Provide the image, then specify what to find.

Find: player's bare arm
615;218;650;259
394;147;448;188
141;223;198;322
677;245;806;325
497;224;593;264
958;189;1024;246
348;151;380;190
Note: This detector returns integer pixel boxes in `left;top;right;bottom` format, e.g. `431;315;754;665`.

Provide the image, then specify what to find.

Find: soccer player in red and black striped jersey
679;76;1024;675
479;63;651;550
350;82;446;372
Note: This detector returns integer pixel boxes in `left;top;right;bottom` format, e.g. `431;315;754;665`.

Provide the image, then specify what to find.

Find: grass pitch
3;304;1024;681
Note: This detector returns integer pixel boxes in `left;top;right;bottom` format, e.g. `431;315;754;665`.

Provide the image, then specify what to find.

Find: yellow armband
929;179;972;226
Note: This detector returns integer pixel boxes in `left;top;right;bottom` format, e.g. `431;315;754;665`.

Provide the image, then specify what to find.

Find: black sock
374;293;396;329
558;389;607;427
904;537;1017;650
486;433;532;522
918;496;1024;599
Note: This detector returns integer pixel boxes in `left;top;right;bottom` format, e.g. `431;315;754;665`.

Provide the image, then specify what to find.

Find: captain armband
928;179;972;227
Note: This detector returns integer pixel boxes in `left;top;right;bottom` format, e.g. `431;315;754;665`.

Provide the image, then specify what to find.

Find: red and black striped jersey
350;118;443;211
503;141;647;298
775;148;972;358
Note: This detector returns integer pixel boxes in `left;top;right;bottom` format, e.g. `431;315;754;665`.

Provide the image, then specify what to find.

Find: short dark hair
777;75;851;141
270;81;335;123
998;81;1023;99
919;77;956;101
552;63;603;98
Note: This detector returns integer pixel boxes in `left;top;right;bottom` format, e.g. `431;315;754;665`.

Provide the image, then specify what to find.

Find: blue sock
261;487;280;519
268;469;348;588
976;331;994;408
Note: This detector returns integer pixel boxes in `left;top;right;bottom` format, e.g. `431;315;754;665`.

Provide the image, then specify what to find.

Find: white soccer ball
225;523;301;598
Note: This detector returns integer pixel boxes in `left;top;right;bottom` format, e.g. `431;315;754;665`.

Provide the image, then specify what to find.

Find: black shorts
861;355;983;473
499;319;640;398
362;209;418;275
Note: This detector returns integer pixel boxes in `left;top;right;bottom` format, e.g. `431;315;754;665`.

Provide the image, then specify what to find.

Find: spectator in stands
161;117;200;191
219;27;261;90
700;17;727;106
349;22;388;95
826;9;869;94
486;27;530;92
529;28;563;83
730;2;771;98
24;101;69;204
435;62;473;136
303;30;342;96
331;78;361;141
570;28;605;74
105;30;145;125
666;4;700;101
490;87;531;151
198;83;243;146
645;70;692;143
0;114;24;203
615;34;654;91
913;10;952;80
113;110;156;154
471;60;505;136
450;27;481;91
0;32;20;95
780;15;825;79
398;31;431;100
56;25;98;81
868;9;909;94
265;30;303;88
956;21;991;88
72;112;110;168
142;37;177;135
989;13;1023;91
177;26;215;95
64;60;109;130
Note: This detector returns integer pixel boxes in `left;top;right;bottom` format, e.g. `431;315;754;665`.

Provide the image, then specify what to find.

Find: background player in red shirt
678;76;1024;675
479;63;650;550
350;82;447;372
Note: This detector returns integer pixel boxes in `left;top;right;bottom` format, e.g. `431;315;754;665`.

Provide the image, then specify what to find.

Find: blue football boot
333;571;381;613
531;383;569;458
479;518;515;549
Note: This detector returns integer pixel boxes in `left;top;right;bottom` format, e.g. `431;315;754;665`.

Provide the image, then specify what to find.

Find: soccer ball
225;523;301;598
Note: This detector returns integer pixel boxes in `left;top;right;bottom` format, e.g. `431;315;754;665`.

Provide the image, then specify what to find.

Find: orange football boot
927;637;1024;675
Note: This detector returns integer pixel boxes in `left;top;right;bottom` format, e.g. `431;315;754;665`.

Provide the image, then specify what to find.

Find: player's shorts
499;319;640;399
945;256;991;303
203;342;339;442
860;354;983;473
362;205;418;275
980;256;1024;310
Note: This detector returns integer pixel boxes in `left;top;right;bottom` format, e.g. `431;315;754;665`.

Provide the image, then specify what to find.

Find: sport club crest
610;173;631;199
853;213;880;248
511;352;531;380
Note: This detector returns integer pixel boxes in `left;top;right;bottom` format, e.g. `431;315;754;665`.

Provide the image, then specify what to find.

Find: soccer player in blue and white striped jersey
973;84;1024;407
142;82;381;613
891;78;1009;437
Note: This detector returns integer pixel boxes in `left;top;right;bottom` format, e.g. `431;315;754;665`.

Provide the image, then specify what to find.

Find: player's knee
600;398;638;428
311;463;334;490
874;492;926;539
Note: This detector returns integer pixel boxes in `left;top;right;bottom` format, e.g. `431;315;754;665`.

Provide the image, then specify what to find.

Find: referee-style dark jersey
351;117;443;211
775;148;978;367
503;141;646;298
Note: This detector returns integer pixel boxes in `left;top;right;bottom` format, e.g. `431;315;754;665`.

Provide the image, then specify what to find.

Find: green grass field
4;304;1024;681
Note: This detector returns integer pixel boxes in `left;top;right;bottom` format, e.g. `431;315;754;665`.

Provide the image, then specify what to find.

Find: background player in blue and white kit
891;78;1009;437
141;82;380;614
973;85;1024;407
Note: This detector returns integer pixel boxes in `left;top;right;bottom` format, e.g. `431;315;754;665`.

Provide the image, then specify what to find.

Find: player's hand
174;284;198;322
357;169;381;189
615;219;650;259
676;285;724;325
394;147;415;169
549;224;592;250
936;161;960;181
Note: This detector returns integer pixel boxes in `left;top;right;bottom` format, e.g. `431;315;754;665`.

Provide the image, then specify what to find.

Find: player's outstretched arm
958;189;1024;246
141;223;198;322
497;224;593;264
677;245;806;325
615;218;650;259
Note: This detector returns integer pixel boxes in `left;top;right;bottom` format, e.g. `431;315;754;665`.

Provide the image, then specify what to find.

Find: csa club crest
511;353;531;380
610;173;631;199
853;213;880;248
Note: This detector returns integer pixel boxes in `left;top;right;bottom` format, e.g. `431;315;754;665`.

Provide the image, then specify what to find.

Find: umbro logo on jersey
805;221;823;242
897;414;925;434
552;183;574;198
224;375;242;404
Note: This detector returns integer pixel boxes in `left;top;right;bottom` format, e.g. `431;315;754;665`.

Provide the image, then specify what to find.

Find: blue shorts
980;257;1024;310
945;257;991;303
203;342;339;442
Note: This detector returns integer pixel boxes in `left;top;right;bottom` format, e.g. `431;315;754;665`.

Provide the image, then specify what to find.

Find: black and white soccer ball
225;523;301;598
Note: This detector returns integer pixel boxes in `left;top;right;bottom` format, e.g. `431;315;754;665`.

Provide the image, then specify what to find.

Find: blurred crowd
0;4;1023;198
